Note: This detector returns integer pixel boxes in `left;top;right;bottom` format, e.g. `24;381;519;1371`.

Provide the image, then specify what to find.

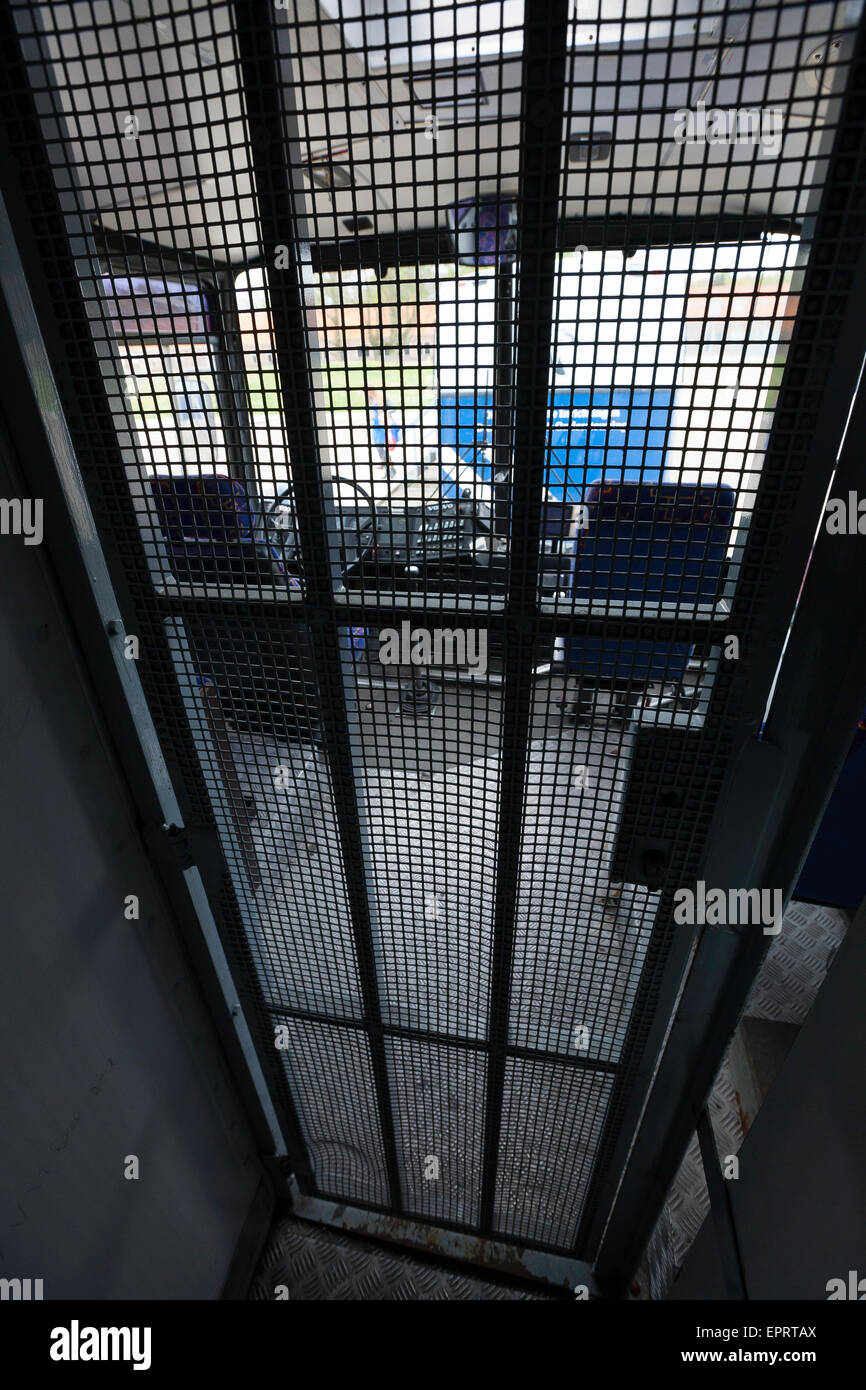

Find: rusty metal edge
287;1176;599;1295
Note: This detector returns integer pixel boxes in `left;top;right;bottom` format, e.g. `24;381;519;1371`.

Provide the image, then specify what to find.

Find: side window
235;266;291;500
102;273;226;476
546;239;801;599
548;240;799;501
236;261;446;499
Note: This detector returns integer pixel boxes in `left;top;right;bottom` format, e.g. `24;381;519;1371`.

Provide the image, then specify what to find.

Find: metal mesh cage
2;0;863;1263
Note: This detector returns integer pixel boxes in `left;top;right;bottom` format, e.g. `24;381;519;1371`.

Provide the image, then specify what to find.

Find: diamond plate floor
745;899;847;1024
249;1213;558;1300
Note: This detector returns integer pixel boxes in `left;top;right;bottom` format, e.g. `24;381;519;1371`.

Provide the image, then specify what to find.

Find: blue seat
565;480;736;685
150;472;298;587
149;473;317;740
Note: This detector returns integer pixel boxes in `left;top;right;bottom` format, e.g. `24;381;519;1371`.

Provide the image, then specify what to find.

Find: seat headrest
150;474;252;545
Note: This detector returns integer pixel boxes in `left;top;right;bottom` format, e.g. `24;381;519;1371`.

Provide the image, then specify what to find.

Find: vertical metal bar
492;261;515;537
231;0;403;1211
479;0;570;1234
210;271;261;498
696;1109;747;1300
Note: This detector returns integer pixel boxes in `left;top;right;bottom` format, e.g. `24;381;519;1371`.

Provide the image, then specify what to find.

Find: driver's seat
149;473;318;742
150;472;298;589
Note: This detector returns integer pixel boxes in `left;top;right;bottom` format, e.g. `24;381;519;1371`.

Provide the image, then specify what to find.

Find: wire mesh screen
3;0;862;1260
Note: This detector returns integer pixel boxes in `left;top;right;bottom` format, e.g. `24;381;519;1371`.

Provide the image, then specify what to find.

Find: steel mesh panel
510;730;660;1062
338;630;502;1042
494;1058;614;1247
385;1037;487;1226
362;701;499;1039
159;608;366;1017
273;1017;390;1206
1;0;862;1267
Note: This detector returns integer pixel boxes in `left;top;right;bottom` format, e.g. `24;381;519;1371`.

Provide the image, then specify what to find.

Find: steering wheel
263;483;302;565
264;477;379;564
330;476;377;556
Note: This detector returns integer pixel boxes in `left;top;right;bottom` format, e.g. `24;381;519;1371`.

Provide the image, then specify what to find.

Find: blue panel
437;388;674;498
796;727;866;910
